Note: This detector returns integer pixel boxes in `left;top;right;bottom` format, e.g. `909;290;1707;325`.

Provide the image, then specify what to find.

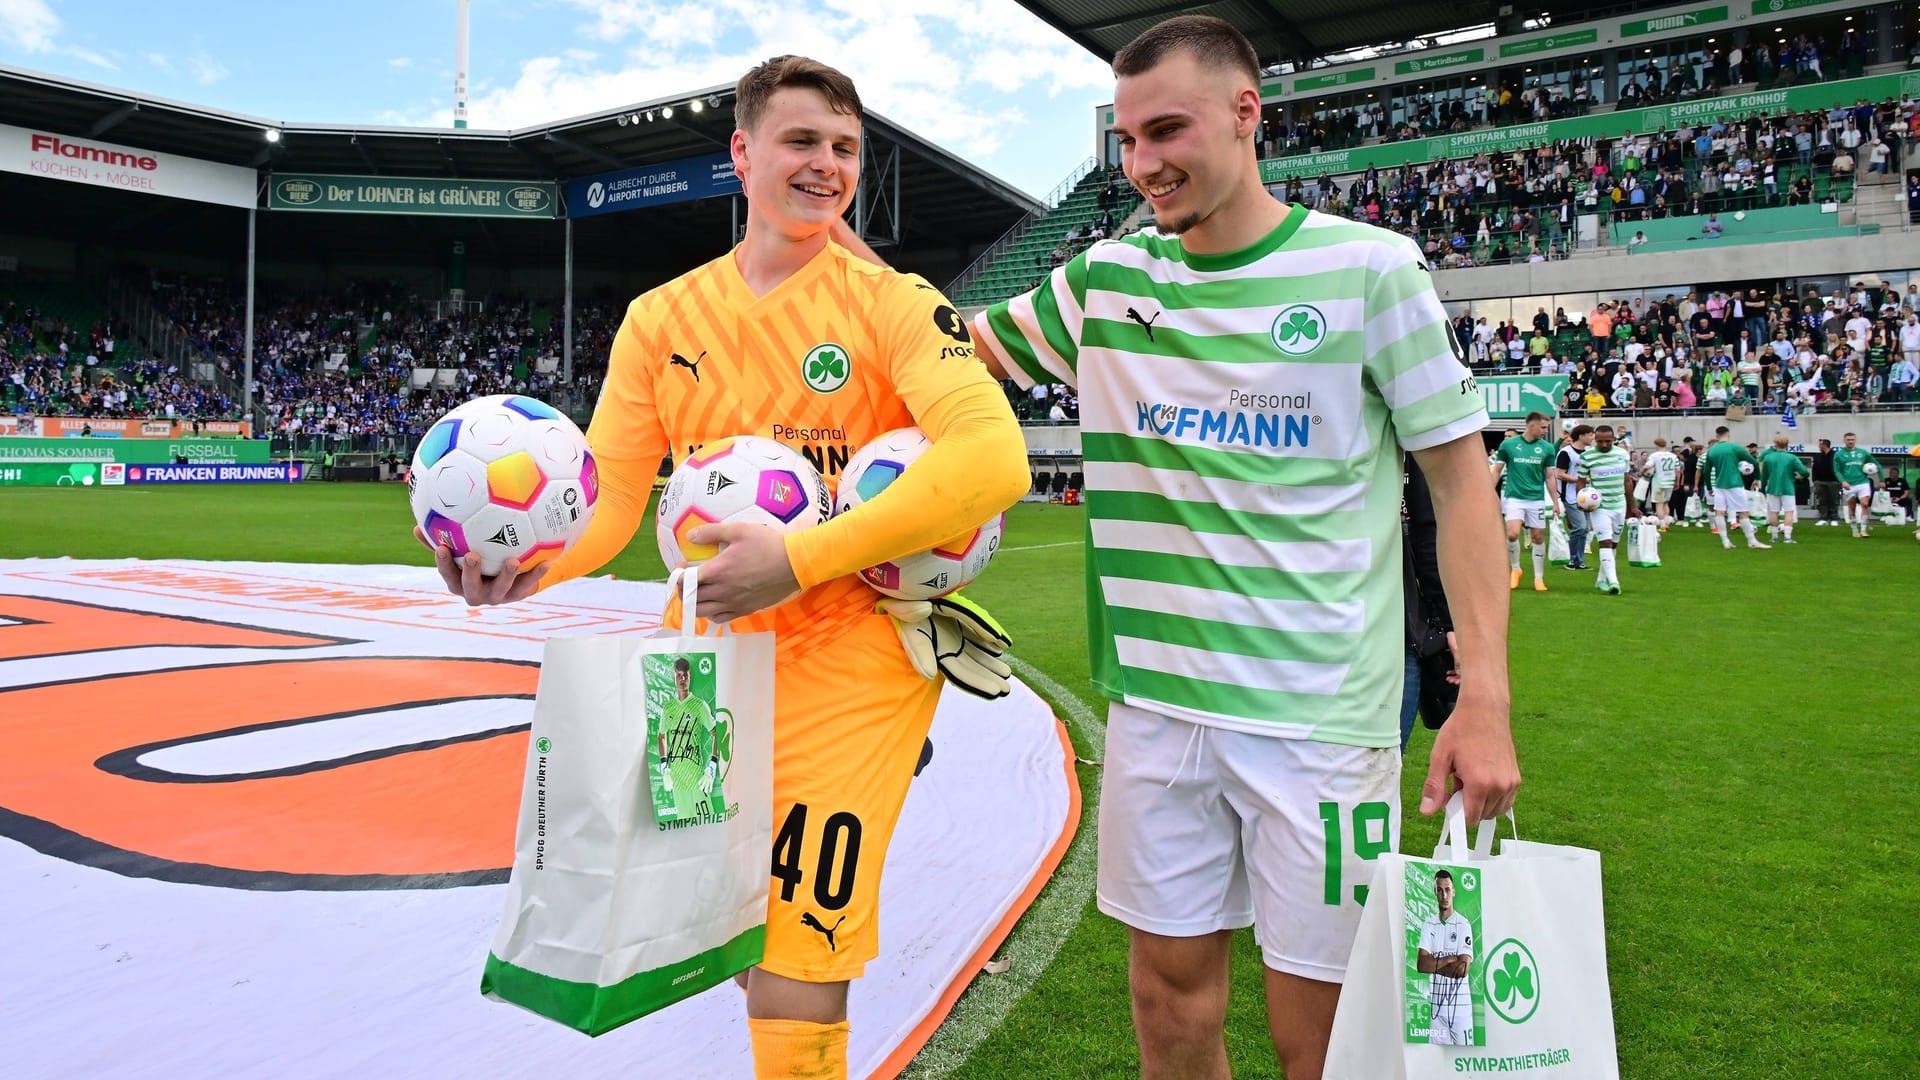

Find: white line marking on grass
901;656;1104;1079
997;541;1081;553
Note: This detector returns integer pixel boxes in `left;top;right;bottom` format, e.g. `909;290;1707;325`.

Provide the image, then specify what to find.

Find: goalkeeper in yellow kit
419;55;1029;1080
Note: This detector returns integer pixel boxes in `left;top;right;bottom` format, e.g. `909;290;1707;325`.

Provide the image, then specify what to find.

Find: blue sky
0;0;1114;199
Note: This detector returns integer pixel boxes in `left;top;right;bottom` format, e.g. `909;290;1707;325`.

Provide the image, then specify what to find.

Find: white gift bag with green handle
481;567;774;1035
1324;795;1619;1079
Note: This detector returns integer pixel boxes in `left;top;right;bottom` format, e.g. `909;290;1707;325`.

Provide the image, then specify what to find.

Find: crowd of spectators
1266;30;1877;159
1267;74;1919;266
1;299;236;420
1457;282;1920;416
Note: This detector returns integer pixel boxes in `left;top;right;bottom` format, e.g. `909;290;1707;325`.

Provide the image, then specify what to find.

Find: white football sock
1508;537;1522;570
1714;513;1731;543
1742;517;1760;544
1783;523;1793;540
1532;545;1546;581
1599;548;1617;584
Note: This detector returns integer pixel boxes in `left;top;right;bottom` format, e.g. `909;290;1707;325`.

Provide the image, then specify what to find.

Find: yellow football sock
748;1017;850;1080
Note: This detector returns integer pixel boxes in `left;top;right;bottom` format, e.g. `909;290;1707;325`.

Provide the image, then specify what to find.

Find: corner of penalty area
0;557;1076;1079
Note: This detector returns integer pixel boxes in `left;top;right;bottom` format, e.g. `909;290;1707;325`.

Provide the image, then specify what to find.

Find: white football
834;427;1004;600
655;436;830;567
408;394;598;576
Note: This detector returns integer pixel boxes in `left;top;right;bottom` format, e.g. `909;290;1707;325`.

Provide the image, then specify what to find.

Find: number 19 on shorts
1319;800;1393;906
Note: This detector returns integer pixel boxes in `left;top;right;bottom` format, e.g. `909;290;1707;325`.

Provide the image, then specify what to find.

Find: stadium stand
951;164;1143;308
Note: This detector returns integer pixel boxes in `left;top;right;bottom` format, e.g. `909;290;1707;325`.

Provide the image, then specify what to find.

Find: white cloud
147;51;173;72
397;0;1112;176
187;51;228;85
388;56;413;70
0;0;116;68
0;0;58;53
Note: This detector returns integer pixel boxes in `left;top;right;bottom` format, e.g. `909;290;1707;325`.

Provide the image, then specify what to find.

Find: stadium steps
950;169;1140;309
1851;179;1910;232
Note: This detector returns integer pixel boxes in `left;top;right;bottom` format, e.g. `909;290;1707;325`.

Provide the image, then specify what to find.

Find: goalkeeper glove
699;756;718;796
877;592;1014;701
657;761;674;794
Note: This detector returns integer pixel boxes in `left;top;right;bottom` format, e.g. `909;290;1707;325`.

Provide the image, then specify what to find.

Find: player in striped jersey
1574;425;1632;595
1643;437;1681;530
965;17;1518;1078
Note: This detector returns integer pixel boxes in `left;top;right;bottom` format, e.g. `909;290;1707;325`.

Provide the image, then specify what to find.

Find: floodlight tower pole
562;217;574;383
244;204;256;422
454;0;470;130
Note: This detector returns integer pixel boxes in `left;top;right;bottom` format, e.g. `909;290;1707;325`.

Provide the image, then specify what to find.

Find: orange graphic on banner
0;594;337;661
0;598;535;888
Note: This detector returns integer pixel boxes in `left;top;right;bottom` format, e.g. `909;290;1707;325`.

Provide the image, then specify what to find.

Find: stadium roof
0;64;1041;283
1006;0;1677;68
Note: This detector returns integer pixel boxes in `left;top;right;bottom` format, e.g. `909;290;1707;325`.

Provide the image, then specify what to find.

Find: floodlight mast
454;0;470;129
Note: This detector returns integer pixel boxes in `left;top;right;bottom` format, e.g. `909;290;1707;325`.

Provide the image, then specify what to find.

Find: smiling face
731;85;860;242
1112;49;1257;238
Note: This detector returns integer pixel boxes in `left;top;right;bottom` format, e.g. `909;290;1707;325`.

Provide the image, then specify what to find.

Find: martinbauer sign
0;124;256;208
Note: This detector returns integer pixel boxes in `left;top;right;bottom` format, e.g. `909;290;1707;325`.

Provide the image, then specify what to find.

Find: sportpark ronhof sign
0;123;255;208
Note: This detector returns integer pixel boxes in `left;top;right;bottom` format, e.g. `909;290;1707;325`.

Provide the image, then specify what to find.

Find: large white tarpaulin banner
0;122;256;208
0;559;1077;1078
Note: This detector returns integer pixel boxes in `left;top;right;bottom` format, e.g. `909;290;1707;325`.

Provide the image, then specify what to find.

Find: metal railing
946;157;1101;303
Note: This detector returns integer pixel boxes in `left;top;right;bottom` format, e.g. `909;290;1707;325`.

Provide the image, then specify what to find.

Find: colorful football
834;427;1004;600
655;435;830;567
408;395;598;577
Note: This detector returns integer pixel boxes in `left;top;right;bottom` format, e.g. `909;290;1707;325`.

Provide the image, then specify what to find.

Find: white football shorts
1587;507;1624;542
1845;482;1873;502
1712;487;1750;515
1501;496;1552;529
1765;494;1797;515
1096;702;1401;982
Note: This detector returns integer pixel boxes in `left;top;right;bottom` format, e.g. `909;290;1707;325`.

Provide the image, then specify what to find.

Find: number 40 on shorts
1319;800;1393;906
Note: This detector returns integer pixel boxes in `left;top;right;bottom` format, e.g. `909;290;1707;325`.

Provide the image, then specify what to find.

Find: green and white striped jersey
970;208;1487;747
1576;446;1633;511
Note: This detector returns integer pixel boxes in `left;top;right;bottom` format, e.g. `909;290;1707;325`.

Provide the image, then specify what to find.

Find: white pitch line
901;655;1104;1080
997;540;1081;553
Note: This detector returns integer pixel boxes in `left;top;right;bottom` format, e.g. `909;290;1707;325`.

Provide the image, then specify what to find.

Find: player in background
419;56;1029;1080
1574;424;1632;595
1757;435;1810;544
1416;868;1474;1046
1491;412;1560;592
1643;437;1681;530
1702;426;1770;550
1832;432;1878;538
960;18;1518;1079
1551;425;1594;569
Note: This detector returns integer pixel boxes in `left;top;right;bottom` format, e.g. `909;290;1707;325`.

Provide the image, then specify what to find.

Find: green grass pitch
4;484;1914;1077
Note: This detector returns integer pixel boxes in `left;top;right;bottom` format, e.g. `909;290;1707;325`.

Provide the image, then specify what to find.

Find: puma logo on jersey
670;351;705;382
800;912;846;951
1125;307;1161;341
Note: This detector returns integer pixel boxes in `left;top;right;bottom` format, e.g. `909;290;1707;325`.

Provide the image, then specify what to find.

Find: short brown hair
735;55;862;134
1112;15;1260;88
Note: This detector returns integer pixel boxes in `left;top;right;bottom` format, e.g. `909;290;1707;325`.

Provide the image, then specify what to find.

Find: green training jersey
1703;440;1755;490
1759;449;1808;496
1832;446;1875;485
1495;435;1556;500
974;207;1488;748
1576;445;1633;511
659;693;715;762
